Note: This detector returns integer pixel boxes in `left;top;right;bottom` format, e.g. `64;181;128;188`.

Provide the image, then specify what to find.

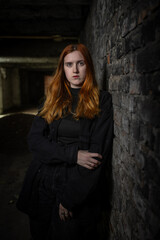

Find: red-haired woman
16;44;114;240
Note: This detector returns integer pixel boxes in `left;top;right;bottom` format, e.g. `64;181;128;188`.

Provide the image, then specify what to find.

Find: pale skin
59;50;102;221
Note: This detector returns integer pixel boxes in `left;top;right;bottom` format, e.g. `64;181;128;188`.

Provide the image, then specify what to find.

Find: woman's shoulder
99;90;112;107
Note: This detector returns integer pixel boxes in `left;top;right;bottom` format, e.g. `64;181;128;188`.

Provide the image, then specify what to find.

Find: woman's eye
79;61;85;66
66;63;72;67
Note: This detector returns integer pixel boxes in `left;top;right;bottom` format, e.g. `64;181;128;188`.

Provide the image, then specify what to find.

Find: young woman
16;43;113;240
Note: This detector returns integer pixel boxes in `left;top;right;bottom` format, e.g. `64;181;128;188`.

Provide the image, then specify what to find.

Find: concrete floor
0;110;36;240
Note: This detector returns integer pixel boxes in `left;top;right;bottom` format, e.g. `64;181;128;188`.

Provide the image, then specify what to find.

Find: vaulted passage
0;0;160;239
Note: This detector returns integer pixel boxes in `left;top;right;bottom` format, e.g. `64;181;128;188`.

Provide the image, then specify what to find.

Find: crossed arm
27;116;101;168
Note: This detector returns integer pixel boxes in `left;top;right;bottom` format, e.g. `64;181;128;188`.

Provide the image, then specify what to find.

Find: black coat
16;90;114;215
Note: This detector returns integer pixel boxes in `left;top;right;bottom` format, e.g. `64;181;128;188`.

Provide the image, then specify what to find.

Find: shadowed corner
0;111;35;240
0;112;35;154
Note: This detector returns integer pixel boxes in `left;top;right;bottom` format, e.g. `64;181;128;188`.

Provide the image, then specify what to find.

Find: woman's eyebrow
64;60;84;63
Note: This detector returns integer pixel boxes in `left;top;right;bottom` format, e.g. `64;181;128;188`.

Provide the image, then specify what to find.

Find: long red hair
39;43;100;123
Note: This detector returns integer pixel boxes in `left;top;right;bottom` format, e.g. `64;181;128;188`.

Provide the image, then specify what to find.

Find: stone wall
80;0;160;239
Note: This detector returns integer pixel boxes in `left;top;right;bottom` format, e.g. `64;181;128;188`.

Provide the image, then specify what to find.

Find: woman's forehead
64;50;84;62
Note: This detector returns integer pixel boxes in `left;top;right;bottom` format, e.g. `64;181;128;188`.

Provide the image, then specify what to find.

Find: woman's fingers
69;211;73;218
84;161;100;170
59;203;73;221
84;164;93;170
88;158;101;169
77;150;102;169
89;152;103;159
89;158;102;165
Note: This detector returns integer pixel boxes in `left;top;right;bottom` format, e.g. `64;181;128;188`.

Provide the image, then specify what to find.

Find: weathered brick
128;95;137;113
109;75;121;91
153;128;160;156
110;48;117;63
134;148;146;172
140;74;151;95
125;26;142;53
129;72;141;95
130;117;140;141
141;71;160;96
110;33;116;49
146;208;160;237
128;8;138;32
146;154;160;185
142;19;156;45
133;218;152;240
132;186;147;220
149;0;160;12
117;39;125;59
123;202;137;239
114;106;122;126
140;123;154;150
122;15;129;37
122;112;130;134
81;1;160;239
113;124;120;140
113;138;122;161
106;64;112;78
149;181;160;217
112;92;121;107
150;71;160;96
155;7;160;38
129;53;136;73
99;33;107;58
123;56;130;74
121;150;138;180
106;37;111;52
129;136;137;156
138;97;160;127
137;43;160;73
121;93;129;109
119;130;130;151
118;75;130;93
111;62;124;75
137;0;157;24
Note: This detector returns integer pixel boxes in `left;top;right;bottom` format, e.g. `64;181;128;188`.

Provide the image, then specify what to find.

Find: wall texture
81;0;160;239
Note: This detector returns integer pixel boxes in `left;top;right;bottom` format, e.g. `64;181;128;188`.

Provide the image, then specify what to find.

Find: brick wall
81;0;160;239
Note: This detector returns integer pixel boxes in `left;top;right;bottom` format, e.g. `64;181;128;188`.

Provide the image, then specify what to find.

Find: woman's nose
73;63;79;73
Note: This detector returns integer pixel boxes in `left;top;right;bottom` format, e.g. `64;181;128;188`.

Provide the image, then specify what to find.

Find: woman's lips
73;75;79;78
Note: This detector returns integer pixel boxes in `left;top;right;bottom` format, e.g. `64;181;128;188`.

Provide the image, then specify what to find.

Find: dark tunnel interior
0;0;160;239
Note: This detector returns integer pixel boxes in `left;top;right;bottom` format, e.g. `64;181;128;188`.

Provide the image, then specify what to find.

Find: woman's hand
77;150;102;170
59;203;73;221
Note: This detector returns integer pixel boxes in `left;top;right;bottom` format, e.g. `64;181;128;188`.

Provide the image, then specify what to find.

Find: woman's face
64;50;86;88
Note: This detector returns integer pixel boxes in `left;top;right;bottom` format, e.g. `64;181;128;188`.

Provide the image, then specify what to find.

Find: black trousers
29;169;100;240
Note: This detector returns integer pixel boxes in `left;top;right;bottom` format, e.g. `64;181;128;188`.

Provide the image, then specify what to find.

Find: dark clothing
16;90;113;239
57;87;80;145
57;113;80;145
29;171;100;240
28;164;99;240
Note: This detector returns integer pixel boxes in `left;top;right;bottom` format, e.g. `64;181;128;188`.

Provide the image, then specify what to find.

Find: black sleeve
27;115;78;165
59;92;114;210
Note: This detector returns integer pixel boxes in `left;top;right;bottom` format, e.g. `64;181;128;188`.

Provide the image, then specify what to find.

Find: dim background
0;0;159;239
